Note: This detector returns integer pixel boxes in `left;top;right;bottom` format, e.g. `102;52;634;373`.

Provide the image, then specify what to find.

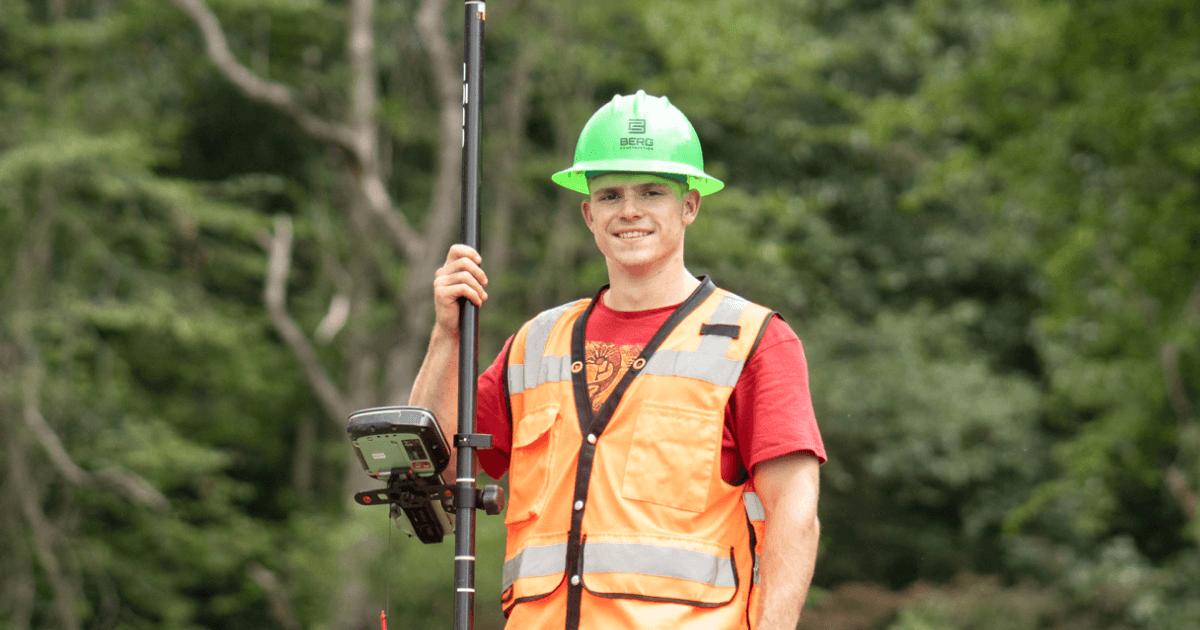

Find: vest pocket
504;403;559;525
621;401;721;513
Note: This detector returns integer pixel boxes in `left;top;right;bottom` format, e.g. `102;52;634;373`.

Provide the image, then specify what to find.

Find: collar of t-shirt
585;290;684;346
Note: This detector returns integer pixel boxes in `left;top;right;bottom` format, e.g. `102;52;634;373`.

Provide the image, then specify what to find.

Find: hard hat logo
551;90;725;196
619;137;654;149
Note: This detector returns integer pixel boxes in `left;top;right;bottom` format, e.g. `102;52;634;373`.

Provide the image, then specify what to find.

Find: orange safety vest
501;278;772;630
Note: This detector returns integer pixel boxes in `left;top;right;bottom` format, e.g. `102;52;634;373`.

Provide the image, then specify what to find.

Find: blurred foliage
1;0;1198;629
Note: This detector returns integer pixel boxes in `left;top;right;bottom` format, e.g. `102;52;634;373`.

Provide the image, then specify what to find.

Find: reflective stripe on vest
506;302;578;395
508;294;755;395
502;541;736;592
743;493;765;584
502;542;568;591
743;492;766;522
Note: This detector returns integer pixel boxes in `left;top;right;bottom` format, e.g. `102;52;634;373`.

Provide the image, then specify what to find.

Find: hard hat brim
552;159;725;196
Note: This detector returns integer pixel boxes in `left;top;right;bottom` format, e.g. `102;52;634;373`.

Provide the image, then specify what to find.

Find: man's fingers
435;269;489;300
436;282;487;307
445;244;483;267
433;245;488;329
437;256;489;288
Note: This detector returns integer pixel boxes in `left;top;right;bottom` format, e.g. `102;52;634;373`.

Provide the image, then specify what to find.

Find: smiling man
409;91;825;630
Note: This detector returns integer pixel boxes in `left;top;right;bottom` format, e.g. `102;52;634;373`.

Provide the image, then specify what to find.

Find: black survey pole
454;3;484;630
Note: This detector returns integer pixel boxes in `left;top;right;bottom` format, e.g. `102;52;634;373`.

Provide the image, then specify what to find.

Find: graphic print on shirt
585;341;645;413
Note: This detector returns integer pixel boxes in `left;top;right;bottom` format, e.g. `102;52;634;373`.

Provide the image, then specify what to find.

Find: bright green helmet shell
552;90;724;196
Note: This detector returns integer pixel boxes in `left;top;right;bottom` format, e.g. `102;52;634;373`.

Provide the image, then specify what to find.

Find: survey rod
454;2;486;630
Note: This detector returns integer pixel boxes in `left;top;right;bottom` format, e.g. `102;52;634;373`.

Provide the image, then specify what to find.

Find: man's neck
602;264;701;312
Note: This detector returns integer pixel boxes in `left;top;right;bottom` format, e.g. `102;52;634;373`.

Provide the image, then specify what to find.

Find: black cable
386;513;393;624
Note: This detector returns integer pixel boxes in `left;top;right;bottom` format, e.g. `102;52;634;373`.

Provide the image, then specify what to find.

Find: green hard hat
552;90;724;196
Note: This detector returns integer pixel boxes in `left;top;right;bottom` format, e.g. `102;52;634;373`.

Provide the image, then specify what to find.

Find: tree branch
172;0;432;261
5;434;80;630
21;373;171;511
0;420;36;630
1162;343;1193;430
22;397;88;486
378;0;465;402
263;215;352;424
1161;275;1200;547
247;562;302;630
485;41;537;274
345;0;424;258
13;175;169;512
169;0;358;152
414;0;463;270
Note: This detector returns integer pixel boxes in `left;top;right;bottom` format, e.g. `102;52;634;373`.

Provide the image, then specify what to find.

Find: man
409;90;824;630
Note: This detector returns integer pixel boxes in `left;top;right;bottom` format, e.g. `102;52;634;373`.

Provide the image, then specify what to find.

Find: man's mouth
615;230;651;239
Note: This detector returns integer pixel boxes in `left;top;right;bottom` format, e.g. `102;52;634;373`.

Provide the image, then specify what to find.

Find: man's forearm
408;326;465;482
757;510;819;629
754;453;821;630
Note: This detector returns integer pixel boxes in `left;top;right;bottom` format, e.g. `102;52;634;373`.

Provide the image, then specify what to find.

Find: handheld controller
347;406;503;544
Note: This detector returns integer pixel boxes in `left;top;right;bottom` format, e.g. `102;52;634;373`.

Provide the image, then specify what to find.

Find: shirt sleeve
476;336;514;480
731;314;826;477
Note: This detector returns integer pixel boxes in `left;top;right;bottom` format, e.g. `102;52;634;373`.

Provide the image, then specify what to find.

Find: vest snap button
587;434;597;444
574;500;584;511
570;574;581;586
632;357;646;370
570;361;583;373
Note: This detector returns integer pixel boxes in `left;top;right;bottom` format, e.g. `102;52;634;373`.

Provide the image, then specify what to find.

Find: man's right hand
433;244;489;337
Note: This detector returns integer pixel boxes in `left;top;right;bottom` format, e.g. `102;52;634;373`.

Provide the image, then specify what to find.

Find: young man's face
581;173;701;279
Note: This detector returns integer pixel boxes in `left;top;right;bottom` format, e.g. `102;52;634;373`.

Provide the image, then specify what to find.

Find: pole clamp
454;433;494;449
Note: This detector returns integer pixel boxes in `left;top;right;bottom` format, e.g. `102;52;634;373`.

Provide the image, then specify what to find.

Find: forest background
2;0;1198;628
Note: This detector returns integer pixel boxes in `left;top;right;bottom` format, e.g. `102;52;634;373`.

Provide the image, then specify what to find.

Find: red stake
380;610;388;630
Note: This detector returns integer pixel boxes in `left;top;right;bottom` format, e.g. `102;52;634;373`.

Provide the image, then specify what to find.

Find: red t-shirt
475;294;825;483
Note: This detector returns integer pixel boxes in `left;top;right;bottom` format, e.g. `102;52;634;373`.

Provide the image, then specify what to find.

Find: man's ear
581;199;594;232
682;189;701;226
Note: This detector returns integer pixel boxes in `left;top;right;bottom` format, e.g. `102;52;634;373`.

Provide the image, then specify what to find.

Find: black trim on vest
746;311;777;362
502;334;516;433
744;512;760;628
700;323;741;339
562;277;717;630
501;574;565;619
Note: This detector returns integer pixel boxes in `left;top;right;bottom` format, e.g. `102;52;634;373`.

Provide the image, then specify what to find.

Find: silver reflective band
455;555;475;561
506;354;572;394
573;500;584;511
582;542;736;588
709;294;749;326
503;541;738;591
743;492;766;522
640;295;752;387
642;348;743;387
753;553;761;584
570;575;581;586
457;587;475;593
502;542;568;591
508;301;581;394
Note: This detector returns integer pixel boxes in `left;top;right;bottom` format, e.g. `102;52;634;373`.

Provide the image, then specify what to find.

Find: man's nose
618;194;643;218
